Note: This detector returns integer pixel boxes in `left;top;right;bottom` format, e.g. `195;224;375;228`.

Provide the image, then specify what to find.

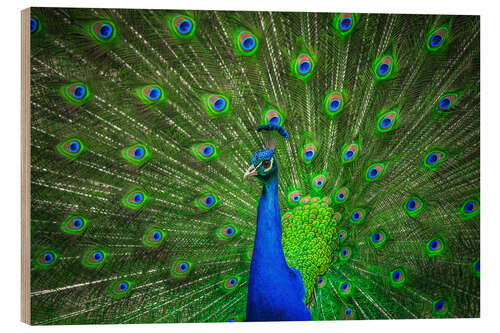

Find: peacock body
28;7;480;325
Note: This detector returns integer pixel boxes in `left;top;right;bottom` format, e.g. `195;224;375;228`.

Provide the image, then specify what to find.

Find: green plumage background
29;7;479;325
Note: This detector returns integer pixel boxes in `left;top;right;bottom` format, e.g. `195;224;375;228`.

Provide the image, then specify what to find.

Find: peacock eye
262;160;271;168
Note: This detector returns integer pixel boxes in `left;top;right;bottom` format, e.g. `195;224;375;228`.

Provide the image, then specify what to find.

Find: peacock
27;7;480;325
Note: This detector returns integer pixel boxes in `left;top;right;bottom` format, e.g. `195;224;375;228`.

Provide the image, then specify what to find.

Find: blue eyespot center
393;271;401;280
373;232;381;242
134;147;145;158
339;233;344;239
226;227;234;235
345;308;352;316
44;253;54;263
98;24;113;38
242;37;256;51
73;85;86;99
93;251;103;261
269;116;280;125
340;18;352;31
73;218;83;228
338;193;344;200
329;99;340;111
148;87;161;101
298;61;311;74
476;261;480;271
465;201;475;213
407;199;416;210
31;18;38;33
178;19;192;34
352;212;360;220
378;63;390;76
380;117;392;129
427;153;438;164
435;301;445;311
439;97;451;109
342;249;348;256
202;145;213;156
180;262;188;271
229;278;237;286
341;283;349;290
205;195;214;206
212;97;226;111
69;141;80;153
134;193;143;203
368;168;378;178
119;282;128;291
430;240;439;250
152;231;161;241
293;196;299;202
304;150;314;159
430;34;442;47
316;181;323;187
344;150;354;160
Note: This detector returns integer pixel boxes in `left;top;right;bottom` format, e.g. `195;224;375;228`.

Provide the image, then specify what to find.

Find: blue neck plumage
246;170;311;321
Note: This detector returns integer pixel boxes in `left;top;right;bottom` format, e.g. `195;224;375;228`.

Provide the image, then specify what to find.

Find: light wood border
21;7;31;325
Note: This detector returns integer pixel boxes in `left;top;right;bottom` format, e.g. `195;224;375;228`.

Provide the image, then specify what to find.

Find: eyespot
436;93;458;112
365;163;385;182
62;83;90;104
334;187;349;204
338;281;353;296
89;21;116;43
262;108;284;126
370;230;387;248
341;143;359;164
217;223;239;240
374;55;395;80
426;237;446;257
195;192;219;211
432;300;448;316
287;190;302;205
222;276;241;291
142;227;165;247
31;17;41;34
404;196;424;217
377;110;399;132
82;249;106;268
204;94;230;117
390;267;406;287
311;175;326;191
226;316;240;322
424;150;447;170
473;259;480;277
57;138;84;159
427;27;448;51
350;208;365;224
293;53;315;80
324;91;344;117
332;212;342;223
235;30;259;55
110;280;132;298
192;142;218;161
61;216;88;235
338;230;347;242
339;247;352;261
334;13;356;35
300;143;318;164
122;189;148;209
342;306;355;320
122;143;151;166
317;277;326;288
171;259;192;278
35;250;59;268
300;196;311;205
460;198;480;219
170;15;196;38
139;85;165;104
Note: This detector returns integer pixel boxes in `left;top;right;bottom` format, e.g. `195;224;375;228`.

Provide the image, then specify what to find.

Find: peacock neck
252;173;288;271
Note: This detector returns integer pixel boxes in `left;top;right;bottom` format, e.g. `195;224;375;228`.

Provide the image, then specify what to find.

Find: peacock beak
244;165;258;180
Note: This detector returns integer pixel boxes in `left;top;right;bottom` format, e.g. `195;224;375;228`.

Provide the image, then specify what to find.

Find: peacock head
244;149;277;183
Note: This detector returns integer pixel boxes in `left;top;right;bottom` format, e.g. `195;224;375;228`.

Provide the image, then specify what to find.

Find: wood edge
21;7;31;326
